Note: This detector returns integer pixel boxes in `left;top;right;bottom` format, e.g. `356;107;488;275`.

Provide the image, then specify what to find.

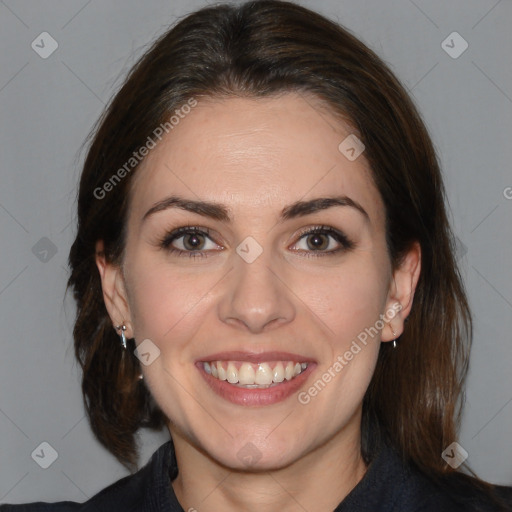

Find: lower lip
197;363;315;406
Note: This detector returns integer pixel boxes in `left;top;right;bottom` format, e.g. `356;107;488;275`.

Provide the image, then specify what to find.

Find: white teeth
254;363;273;385
217;363;227;381
285;362;294;380
238;362;256;385
227;362;238;384
273;362;285;383
203;360;309;386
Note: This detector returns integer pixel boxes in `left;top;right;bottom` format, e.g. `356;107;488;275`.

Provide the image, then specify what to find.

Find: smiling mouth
202;360;309;388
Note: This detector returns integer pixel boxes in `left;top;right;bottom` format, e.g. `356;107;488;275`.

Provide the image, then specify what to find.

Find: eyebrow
142;194;369;223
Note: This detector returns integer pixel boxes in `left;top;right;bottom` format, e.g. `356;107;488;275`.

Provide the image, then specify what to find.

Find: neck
170;421;367;512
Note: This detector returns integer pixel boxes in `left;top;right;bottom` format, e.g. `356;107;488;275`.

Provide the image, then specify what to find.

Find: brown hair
67;0;506;506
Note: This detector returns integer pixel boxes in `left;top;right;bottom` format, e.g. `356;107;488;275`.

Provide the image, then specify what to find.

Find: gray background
1;0;511;504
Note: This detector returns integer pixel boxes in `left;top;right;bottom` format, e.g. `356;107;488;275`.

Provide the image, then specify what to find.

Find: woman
2;1;510;510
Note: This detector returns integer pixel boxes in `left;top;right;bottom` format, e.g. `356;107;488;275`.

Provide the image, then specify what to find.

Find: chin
201;435;305;473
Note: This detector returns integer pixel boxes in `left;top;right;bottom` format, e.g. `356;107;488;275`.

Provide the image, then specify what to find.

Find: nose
217;246;296;334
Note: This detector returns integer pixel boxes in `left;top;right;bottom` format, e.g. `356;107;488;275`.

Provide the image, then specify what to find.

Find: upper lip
197;351;315;364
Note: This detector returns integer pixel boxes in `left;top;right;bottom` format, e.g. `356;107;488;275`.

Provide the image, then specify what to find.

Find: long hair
67;1;506;506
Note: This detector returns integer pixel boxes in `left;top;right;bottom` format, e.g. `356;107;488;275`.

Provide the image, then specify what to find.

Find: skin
96;93;421;511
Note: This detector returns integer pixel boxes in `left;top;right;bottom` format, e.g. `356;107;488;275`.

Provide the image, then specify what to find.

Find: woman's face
100;93;418;471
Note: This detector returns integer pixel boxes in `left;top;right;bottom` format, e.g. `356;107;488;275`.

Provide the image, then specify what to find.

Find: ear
95;240;134;338
381;241;421;342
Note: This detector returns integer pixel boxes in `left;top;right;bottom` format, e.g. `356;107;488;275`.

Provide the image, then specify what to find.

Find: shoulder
0;471;146;512
403;461;512;511
0;504;80;511
0;441;174;512
346;440;512;512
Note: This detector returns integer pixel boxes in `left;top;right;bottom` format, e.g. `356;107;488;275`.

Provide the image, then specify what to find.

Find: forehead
129;93;384;226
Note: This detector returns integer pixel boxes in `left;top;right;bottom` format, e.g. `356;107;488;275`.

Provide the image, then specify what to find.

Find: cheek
293;256;388;403
124;259;219;413
296;260;389;346
125;257;222;355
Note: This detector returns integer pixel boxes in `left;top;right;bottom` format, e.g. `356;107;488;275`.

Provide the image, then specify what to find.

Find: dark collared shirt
1;440;511;511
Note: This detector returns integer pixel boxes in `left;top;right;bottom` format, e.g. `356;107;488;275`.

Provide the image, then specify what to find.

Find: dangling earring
115;324;127;349
391;328;398;349
115;325;143;380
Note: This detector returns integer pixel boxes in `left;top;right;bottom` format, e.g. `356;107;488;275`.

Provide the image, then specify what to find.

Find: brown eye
160;226;223;258
305;233;330;251
182;233;206;250
291;225;354;257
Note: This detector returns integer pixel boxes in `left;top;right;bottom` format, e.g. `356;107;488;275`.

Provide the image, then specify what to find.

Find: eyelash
159;225;354;259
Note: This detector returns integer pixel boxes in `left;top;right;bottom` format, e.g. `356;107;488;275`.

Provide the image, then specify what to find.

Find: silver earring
115;324;127;349
391;329;397;349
